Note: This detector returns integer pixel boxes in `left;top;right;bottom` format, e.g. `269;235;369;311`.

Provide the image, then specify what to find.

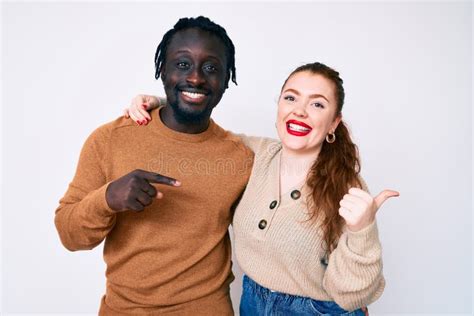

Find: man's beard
167;99;212;125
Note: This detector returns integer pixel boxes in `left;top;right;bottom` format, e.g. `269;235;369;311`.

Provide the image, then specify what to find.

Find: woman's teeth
288;123;311;132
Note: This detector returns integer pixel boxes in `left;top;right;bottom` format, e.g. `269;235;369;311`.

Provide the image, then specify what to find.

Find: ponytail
306;121;361;253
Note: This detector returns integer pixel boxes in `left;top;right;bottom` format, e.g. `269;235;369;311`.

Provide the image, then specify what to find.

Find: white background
1;1;472;315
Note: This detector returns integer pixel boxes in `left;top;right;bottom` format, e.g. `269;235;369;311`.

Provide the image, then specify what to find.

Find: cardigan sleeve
231;133;281;155
54;126;117;251
322;221;385;311
321;177;384;311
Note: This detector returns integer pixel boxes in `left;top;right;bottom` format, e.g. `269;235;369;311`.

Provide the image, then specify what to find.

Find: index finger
135;170;181;186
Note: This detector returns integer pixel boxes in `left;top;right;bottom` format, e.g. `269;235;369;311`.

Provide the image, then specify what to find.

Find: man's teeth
288;123;311;132
182;91;205;99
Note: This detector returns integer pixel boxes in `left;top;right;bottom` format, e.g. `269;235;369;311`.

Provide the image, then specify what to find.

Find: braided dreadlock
154;16;237;86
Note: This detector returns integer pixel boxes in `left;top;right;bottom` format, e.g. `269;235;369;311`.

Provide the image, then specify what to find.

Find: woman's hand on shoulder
123;94;161;125
338;188;399;232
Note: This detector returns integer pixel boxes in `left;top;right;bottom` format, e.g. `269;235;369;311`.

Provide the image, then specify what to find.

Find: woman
125;62;398;315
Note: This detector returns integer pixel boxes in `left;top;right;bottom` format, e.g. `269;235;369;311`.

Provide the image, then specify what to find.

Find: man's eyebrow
171;50;224;63
173;49;192;55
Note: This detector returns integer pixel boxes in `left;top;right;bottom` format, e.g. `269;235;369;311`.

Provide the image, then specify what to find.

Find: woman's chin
281;141;308;153
281;138;324;156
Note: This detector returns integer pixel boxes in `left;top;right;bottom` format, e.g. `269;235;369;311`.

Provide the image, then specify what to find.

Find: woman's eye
284;95;295;101
312;102;325;109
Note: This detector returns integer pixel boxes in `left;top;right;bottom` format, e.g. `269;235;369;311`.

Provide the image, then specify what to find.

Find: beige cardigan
233;135;385;311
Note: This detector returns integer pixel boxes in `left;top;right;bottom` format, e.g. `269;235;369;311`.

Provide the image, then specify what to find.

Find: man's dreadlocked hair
154;16;237;86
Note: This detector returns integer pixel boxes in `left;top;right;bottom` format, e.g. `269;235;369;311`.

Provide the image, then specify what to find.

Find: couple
55;16;398;315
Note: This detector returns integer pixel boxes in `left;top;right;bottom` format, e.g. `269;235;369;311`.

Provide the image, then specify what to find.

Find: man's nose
186;68;205;86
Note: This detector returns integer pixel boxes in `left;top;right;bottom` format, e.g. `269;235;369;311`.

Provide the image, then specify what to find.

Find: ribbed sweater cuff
346;221;380;256
90;183;116;217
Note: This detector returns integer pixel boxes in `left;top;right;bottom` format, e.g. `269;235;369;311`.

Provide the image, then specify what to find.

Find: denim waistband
243;274;298;301
242;274;364;315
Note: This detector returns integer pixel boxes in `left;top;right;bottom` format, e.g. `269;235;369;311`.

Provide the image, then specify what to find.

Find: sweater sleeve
54;126;117;251
322;220;385;311
231;133;281;155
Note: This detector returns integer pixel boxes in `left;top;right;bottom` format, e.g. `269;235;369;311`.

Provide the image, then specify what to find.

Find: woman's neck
279;146;321;194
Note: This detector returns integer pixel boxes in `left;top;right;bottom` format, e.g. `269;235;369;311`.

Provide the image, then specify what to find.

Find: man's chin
172;103;210;123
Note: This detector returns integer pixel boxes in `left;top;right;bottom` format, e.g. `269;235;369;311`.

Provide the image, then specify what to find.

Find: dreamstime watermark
147;153;253;176
146;143;317;178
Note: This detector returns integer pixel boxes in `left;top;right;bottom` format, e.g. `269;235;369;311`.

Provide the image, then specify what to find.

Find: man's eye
176;62;189;69
284;95;295;101
204;65;217;72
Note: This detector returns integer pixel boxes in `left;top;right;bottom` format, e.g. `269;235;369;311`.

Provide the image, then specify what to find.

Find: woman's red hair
282;62;362;254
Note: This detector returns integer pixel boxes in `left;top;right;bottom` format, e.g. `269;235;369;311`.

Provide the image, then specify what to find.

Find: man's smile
180;90;207;103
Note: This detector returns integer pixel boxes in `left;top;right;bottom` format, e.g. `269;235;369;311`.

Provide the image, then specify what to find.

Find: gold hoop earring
326;132;336;143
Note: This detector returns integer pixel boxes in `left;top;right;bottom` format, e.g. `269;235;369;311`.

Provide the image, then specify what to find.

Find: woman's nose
292;103;307;118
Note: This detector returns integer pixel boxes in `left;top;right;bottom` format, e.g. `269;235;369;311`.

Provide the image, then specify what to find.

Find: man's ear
160;64;167;81
224;74;230;89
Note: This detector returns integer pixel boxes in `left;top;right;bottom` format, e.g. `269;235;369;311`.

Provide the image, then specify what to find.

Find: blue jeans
240;275;366;316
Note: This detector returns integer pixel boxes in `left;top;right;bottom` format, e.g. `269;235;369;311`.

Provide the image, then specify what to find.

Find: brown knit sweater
55;108;253;315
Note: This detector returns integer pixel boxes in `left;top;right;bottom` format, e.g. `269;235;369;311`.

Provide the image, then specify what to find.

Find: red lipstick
286;119;312;136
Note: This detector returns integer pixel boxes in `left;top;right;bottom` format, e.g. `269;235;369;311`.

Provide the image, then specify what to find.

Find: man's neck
160;106;211;134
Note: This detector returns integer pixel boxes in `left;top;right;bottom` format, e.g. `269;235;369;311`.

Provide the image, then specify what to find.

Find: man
55;16;253;315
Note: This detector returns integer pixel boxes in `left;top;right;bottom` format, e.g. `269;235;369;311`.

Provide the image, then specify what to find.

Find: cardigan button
269;200;277;209
290;190;301;200
320;257;328;267
258;219;267;230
